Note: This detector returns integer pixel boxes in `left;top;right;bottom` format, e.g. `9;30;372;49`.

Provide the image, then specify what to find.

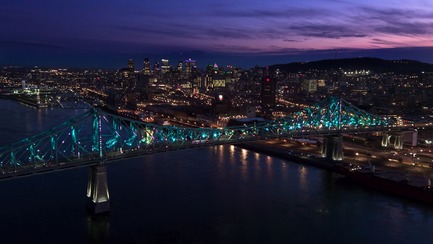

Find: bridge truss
0;96;391;179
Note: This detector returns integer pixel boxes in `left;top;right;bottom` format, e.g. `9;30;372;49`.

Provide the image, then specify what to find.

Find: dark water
1;99;433;243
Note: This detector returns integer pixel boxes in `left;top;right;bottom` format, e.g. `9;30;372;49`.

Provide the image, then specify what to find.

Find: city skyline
1;0;433;68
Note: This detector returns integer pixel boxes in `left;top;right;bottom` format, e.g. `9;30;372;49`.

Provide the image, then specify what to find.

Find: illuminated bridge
0;96;393;213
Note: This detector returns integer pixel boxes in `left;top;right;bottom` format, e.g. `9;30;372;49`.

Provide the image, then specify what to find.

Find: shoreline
236;141;433;205
1;95;48;108
236;142;335;170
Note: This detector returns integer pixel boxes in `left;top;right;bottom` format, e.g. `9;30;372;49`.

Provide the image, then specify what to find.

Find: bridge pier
321;135;344;161
381;132;407;150
87;165;110;214
393;135;403;150
381;133;390;147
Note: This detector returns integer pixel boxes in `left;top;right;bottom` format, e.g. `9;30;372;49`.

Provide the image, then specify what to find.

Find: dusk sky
1;0;433;68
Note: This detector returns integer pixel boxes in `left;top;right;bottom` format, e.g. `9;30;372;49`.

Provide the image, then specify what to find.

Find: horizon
1;0;433;69
2;51;433;71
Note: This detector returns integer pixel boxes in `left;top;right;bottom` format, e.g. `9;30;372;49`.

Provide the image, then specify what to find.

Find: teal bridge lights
0;96;392;213
0;96;390;179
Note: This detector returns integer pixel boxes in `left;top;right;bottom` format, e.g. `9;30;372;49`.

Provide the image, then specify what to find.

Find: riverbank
237;142;334;170
1;94;48;108
237;140;433;205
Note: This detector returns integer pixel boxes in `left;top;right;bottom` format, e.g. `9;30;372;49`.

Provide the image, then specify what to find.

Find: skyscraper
177;61;183;73
143;58;151;75
128;59;134;71
161;59;170;74
153;62;161;77
261;66;276;111
184;58;196;78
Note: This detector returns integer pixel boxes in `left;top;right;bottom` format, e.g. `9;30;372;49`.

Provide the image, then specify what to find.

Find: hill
270;57;433;74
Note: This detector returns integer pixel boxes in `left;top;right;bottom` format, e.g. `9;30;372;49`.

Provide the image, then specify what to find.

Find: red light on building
266;77;270;82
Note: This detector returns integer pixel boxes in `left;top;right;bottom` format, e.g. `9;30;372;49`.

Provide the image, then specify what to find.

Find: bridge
0;96;396;213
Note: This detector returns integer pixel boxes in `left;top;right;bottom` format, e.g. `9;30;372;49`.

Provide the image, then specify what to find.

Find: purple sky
1;0;433;68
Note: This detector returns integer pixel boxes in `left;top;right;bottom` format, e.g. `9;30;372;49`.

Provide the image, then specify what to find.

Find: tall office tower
137;73;150;101
153;62;160;76
143;58;151;75
205;64;213;74
261;66;276;111
203;64;213;90
184;58;196;78
177;61;183;73
128;59;134;71
203;73;213;90
161;59;170;74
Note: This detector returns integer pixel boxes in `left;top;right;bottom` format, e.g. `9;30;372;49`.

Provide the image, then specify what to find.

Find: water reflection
240;148;249;182
254;152;260;161
265;156;273;179
280;162;289;185
87;213;110;243
298;166;308;192
228;145;235;159
217;145;230;177
37;108;43;131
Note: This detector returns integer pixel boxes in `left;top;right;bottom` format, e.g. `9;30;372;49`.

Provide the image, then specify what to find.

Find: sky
1;0;433;69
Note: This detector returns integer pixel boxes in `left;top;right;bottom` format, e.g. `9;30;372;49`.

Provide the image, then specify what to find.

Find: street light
412;153;416;165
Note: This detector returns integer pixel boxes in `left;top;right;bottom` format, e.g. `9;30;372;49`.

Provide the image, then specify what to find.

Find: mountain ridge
269;57;433;74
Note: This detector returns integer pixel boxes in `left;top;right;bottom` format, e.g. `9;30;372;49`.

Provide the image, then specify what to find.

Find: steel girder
0;96;391;178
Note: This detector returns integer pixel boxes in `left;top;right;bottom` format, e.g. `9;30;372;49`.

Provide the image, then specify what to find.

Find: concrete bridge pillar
87;165;110;214
321;135;344;161
381;133;390;147
393;135;403;150
381;132;406;150
321;137;329;158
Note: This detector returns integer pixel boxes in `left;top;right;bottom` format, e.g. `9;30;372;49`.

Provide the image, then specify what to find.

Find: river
0;99;433;243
